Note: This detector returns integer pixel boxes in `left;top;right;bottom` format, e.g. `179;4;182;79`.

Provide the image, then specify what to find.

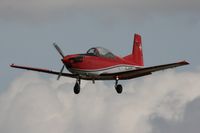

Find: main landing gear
74;79;81;94
115;77;123;94
73;77;123;94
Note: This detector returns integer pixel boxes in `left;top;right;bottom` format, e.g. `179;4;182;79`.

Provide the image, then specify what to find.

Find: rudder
123;34;144;66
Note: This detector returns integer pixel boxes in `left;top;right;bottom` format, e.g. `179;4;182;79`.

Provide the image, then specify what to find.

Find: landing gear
74;79;81;94
115;77;123;94
115;84;123;94
73;77;123;94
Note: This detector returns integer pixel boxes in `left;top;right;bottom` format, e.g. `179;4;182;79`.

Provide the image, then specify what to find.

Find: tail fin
123;34;144;66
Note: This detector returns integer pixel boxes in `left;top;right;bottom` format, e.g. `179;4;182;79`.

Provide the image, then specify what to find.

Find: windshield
86;47;115;59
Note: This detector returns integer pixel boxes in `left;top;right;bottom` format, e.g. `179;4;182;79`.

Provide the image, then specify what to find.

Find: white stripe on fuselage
67;64;142;76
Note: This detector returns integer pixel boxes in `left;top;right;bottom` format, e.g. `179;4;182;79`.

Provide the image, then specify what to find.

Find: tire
74;83;80;94
115;84;123;94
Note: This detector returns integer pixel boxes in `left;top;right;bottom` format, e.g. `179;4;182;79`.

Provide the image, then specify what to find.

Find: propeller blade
53;43;65;58
57;65;65;80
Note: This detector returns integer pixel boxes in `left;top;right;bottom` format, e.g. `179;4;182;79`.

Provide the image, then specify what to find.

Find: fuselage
62;53;139;76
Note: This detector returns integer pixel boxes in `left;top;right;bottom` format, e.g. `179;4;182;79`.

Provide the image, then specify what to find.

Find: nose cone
62;56;70;63
62;55;73;68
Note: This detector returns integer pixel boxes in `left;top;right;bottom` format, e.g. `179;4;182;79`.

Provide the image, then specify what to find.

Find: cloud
0;70;200;133
0;0;200;22
152;97;200;133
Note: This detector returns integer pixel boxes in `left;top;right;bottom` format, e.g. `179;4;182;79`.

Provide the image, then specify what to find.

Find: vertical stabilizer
123;34;144;66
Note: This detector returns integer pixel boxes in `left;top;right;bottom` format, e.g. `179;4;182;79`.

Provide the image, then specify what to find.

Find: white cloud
0;70;200;133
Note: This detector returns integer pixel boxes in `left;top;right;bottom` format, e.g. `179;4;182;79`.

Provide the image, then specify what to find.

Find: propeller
53;43;65;80
57;65;65;80
53;43;65;58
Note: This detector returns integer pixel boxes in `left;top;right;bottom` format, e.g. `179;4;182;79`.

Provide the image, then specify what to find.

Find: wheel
74;82;80;94
115;84;123;94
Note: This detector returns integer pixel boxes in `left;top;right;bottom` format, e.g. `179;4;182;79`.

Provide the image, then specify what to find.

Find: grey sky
0;0;200;133
0;0;200;21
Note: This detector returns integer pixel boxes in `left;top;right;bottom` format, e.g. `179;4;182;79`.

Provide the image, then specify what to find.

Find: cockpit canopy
86;47;115;59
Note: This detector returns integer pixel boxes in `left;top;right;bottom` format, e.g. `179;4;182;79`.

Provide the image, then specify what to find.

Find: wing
10;60;189;81
10;64;78;78
96;60;189;80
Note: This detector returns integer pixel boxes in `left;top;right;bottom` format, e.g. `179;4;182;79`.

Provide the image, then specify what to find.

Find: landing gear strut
74;78;81;94
115;77;123;94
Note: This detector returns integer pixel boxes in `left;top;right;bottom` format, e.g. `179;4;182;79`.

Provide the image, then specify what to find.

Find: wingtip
179;60;190;65
10;63;15;67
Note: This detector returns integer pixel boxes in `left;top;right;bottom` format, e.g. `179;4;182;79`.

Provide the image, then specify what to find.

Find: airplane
10;34;189;94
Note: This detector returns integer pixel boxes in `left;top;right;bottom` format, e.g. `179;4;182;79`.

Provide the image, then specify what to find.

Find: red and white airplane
11;34;189;94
